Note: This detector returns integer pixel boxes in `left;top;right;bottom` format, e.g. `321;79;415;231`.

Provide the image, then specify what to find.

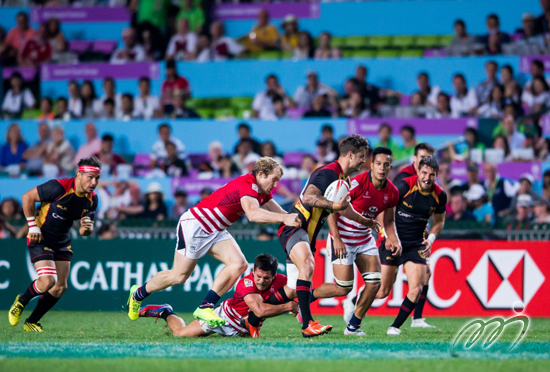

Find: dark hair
339;134;369;155
165;140;176;148
158;123;171;131
81;80;97;101
41;97;52;107
238;123;251;132
418;156;439;173
533;76;550;92
493;134;510;156
414;142;434;155
464;127;478;141
104;76;115;84
77;156;102;168
122;93;133;101
102;134;114;142
139;76;150;84
400;125;416;137
487;13;499;23
454;19;465;28
10;72;23;81
486;60;498;69
16;12;28;20
166;59;177;69
453;73;466;83
302;154;317;164
501;64;514;75
253;253;278;276
418;72;429;79
489;84;504;103
321;124;333;134
379;123;392;133
57;96;68;104
532;60;544;71
266;74;278;82
372;146;393;160
104;98;115;106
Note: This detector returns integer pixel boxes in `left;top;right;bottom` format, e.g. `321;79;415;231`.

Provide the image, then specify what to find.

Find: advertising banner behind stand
0;239;548;317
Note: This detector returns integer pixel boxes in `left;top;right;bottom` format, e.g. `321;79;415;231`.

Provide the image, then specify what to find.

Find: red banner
311;240;550;317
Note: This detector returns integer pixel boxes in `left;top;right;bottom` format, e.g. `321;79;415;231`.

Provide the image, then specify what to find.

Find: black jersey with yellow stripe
394;176;447;247
278;161;349;251
36;178;98;248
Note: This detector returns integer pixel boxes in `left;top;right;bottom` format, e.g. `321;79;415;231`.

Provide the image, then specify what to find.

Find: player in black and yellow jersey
8;157;101;332
379;157;447;336
277;135;379;337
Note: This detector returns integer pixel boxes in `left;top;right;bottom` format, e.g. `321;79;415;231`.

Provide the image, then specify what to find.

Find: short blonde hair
253;156;283;177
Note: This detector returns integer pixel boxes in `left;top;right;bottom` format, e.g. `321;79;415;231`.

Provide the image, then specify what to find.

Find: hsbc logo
368;206;378;213
467;250;545;309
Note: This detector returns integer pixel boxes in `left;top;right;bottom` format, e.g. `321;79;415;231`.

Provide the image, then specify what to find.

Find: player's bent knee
335;279;354;295
37;275;56;290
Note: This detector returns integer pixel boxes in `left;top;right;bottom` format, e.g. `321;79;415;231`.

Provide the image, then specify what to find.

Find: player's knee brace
335;278;354;289
37;266;58;285
362;272;381;284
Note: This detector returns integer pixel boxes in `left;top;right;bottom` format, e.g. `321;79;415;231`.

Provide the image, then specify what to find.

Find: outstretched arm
262;199;288;214
242;196;301;227
244;293;297;319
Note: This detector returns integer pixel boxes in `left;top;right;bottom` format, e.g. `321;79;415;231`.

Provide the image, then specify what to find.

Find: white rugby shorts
327;233;378;266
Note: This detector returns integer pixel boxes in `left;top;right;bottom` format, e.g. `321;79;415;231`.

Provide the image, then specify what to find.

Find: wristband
27;217;41;234
427;233;436;245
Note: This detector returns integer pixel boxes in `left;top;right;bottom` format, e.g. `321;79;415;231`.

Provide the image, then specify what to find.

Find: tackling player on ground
127;157;301;328
380;156;446;335
308;147;401;336
275;135;379;337
139;254;298;337
8;157;100;332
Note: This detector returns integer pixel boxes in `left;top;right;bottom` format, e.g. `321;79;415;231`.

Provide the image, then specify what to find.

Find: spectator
101;99;116;119
257;227;277;241
522;76;550;114
492;134;512;161
199;140;224;175
161;141;189;177
140;182;167;221
398;125;417;159
436;161;457;198
341;92;369;118
170;189;189;220
218;155;240;178
509;174;541;212
466;184;495;226
478;84;505;118
314;32;342;60
22;122;50;175
0;26;13;66
478;14;510;52
505;194;535;225
252;74;293;120
166;18;197;61
133;77;160;120
319;124;340;157
80;80;98;119
233;123;262;154
94;77;122;117
448;191;476;222
97;222;118;240
483;162;516;219
37;97;54;121
533;199;550;223
450;127;486;161
450;73;478;117
5;12;36;54
18;23;52;67
1;72;35;119
464;163;483;192
0;123;28;169
293;31;314;60
503;82;523;115
0;198;23;220
294;71;337;110
416;72;440;106
110;28;146;64
242;152;261;174
271;95;289;119
513;13;546;55
93;134;126;174
500;64;516;86
304;95;332;118
260;141;283;165
177;0;205;34
161;60;191;114
408;92;431;117
241;9;279;53
54;97;71;121
355;65;383;114
45;18;66;56
97;180;132;219
475;61;498;104
140;28;163;62
43;126;75;173
208;21;244;62
543;169;550;201
199;187;213;201
74;123;102;167
170;89;200;119
67;80;83;118
151;123;186;167
300;154;317;176
117;93;136;121
524;59;546;93
316;138;337;165
195;34;212;62
280;14;300;52
446;19;477;56
232;138;256;173
501;114;526;150
426;92;452;119
374;123;400;155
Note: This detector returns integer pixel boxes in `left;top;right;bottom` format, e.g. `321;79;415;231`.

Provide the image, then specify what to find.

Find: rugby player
8;157;101;332
277;134;379;337
309;147;401;336
381;157;446;335
139;254;297;338
127;157;301;327
377;143;437;328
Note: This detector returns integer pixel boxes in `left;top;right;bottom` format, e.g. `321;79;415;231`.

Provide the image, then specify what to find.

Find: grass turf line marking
1;342;549;360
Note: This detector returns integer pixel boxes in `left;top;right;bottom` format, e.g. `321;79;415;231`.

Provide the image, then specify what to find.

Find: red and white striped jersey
189;173;272;234
336;171;399;246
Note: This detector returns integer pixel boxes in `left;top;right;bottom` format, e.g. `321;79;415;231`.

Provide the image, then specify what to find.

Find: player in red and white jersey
127;157;301;327
309;147;402;336
139;254;298;338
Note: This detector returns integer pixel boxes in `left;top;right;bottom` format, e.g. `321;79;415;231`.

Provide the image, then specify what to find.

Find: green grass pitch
1;311;549;371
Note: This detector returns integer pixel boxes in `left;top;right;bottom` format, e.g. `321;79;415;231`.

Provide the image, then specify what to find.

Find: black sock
249;288;291;327
26;292;59;323
413;285;429;319
310;289;318;304
161;309;175;321
133;282;150;302
296;279;313;329
391;296;417;329
19;280;43;306
347;314;362;332
199;290;221;309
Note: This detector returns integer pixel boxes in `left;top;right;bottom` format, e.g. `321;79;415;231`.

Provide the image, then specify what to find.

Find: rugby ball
324;180;350;202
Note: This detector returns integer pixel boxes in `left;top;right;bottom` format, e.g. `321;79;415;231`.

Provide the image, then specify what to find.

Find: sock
413;285;429;319
132;282;150;302
161;308;175;321
248;287;292;327
310;289;318;304
346;314;362;332
26;292;59;323
391;296;417;329
19;280;43;306
199;290;221;309
296;279;313;329
351;295;358;305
